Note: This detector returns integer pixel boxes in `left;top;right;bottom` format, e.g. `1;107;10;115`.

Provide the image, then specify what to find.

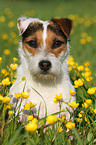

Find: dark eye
52;40;64;49
27;40;38;48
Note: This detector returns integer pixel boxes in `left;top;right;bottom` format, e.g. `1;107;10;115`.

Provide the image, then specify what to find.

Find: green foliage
0;0;96;144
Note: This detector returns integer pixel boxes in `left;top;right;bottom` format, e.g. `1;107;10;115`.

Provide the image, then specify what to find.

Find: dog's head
17;17;73;80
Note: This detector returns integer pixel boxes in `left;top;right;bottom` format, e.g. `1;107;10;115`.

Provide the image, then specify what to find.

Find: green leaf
7;126;23;145
31;87;47;118
73;128;83;145
87;130;93;143
38;101;42;118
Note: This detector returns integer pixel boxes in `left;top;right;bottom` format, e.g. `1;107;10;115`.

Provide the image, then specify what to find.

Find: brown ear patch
51;18;73;38
22;22;43;40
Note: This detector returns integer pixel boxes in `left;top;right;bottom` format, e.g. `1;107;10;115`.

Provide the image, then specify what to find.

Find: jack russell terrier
10;17;76;120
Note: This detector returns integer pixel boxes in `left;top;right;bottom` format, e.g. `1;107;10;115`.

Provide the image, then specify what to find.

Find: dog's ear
17;17;39;36
52;18;73;38
17;17;31;35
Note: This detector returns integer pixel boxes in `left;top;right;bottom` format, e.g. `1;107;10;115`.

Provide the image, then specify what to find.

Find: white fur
10;17;76;120
42;21;49;49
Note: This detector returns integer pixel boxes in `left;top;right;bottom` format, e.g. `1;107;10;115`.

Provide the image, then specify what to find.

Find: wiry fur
10;17;76;120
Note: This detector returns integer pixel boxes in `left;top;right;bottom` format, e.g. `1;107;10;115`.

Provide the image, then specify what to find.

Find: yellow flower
81;32;88;38
12;79;16;84
0;94;4;101
86;99;92;106
77;65;84;71
57;127;63;133
6;103;12;109
21;91;30;99
86;77;92;82
58;115;66;122
84;72;91;78
4;49;10;55
84;20;91;27
54;94;63;103
11;32;17;38
46;115;57;125
29;102;37;108
2;34;8;40
24;103;30;110
74;79;83;88
56;94;63;100
25;122;38;133
32;118;38;124
69;90;76;95
1;69;7;75
68;102;79;109
85;67;90;72
68;61;74;66
86;36;92;42
80;111;84;114
84;62;90;67
87;87;95;95
10;63;18;70
8;21;14;27
0;57;2;63
8;110;14;115
68;56;74;61
4;72;9;77
65;122;75;130
78;113;82;118
77;118;83;122
85;116;87;122
14;75;17;79
13;57;19;62
80;39;86;45
82;102;89;108
2;77;11;86
53;97;58;103
0;16;5;22
2;96;10;104
27;115;33;121
94;109;96;114
69;66;72;71
14;93;21;99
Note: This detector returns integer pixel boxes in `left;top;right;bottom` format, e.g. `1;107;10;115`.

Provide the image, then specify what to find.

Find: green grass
0;0;96;144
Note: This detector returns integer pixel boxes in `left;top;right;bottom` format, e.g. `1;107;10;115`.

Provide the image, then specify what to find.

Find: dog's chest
21;79;72;117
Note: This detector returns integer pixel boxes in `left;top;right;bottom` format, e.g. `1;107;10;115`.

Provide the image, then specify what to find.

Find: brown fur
46;29;67;57
23;29;43;56
22;20;68;57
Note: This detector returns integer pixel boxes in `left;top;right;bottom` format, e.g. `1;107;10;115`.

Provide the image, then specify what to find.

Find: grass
0;0;96;144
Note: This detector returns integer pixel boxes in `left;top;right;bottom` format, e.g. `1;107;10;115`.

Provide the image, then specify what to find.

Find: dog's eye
52;40;64;49
27;40;38;48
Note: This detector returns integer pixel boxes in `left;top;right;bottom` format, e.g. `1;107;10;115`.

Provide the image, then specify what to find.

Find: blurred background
0;0;96;71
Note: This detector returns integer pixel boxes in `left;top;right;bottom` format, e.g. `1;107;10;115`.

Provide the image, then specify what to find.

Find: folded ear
17;17;30;35
17;17;40;36
51;18;73;38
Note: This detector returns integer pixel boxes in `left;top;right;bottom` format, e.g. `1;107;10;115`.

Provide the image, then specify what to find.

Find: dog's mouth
33;73;56;81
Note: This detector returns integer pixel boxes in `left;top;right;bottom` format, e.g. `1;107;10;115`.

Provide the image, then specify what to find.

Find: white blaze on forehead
42;21;49;49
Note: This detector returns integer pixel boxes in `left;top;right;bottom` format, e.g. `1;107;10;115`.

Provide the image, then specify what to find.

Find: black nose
39;60;51;72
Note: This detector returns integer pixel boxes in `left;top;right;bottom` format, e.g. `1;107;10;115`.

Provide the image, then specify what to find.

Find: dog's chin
32;73;56;81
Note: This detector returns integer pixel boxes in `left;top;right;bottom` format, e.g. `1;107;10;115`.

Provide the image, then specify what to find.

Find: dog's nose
39;60;51;72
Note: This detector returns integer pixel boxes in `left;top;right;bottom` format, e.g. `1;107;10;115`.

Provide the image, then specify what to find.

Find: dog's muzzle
39;60;51;73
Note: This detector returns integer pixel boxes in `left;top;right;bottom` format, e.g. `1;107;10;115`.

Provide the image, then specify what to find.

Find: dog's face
17;17;73;80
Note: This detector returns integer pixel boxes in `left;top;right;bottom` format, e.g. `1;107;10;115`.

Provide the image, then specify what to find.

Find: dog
10;17;76;120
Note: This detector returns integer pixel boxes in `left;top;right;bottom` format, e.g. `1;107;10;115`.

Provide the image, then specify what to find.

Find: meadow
0;0;96;144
